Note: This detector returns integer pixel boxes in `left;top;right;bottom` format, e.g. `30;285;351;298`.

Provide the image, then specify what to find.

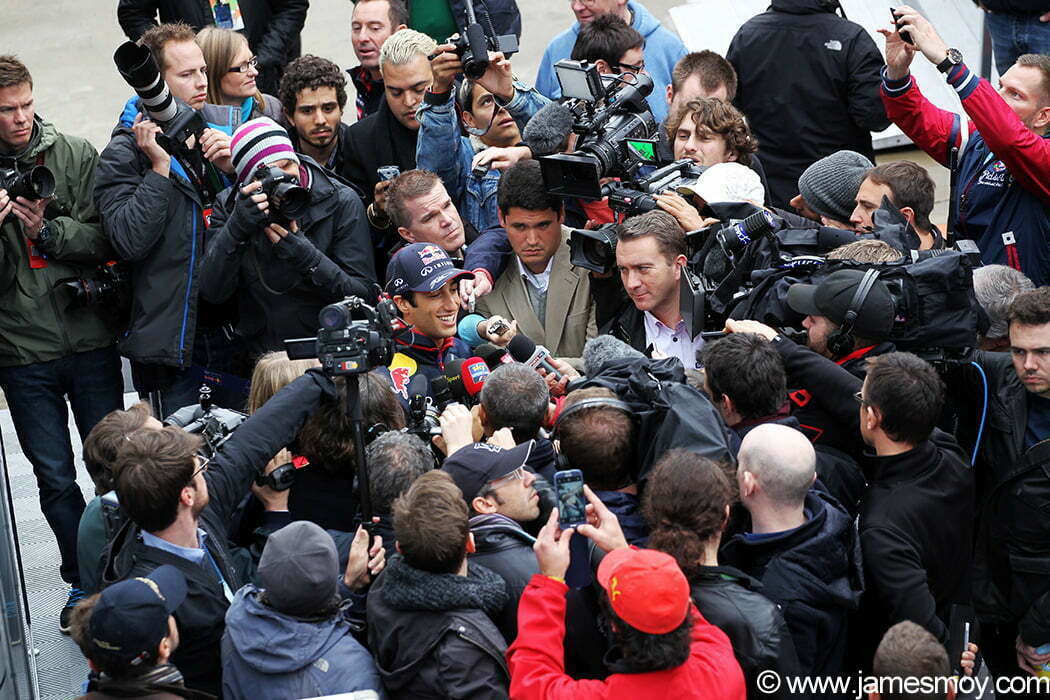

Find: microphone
476;342;513;370
522;102;575;157
406;373;429;401
507;334;563;380
457;313;487;347
582;334;646;377
440;359;475;405
460;356;490;399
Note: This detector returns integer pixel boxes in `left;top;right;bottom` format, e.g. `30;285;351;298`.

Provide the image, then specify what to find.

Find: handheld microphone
441;359;472;405
475;342;513;370
507;334;563;380
460;356;490;398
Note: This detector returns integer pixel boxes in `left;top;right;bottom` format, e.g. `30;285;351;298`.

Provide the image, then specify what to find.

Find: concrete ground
2;0;947;696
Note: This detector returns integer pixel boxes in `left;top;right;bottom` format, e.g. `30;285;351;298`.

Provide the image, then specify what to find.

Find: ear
674;253;687;275
462;109;478;130
595;59;612;75
738;470;756;498
397;226;416;244
466;532;476;554
396;23;407;32
393;295;412;315
180;485;195;508
497;209;507;230
899;206;917;228
1033;103;1050;133
556;206;566;226
472;494;499;514
864;404;882;433
721;503;730;530
395;541;402;554
665;84;674;109
727;150;738;162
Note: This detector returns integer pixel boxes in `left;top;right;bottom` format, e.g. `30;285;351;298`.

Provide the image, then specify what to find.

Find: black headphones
552;397;636;470
826;269;881;359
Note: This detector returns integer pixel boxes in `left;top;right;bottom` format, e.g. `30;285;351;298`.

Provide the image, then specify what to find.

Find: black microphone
441;358;473;405
406;373;429;400
507;334;563;380
522;102;575;157
475;342;513;370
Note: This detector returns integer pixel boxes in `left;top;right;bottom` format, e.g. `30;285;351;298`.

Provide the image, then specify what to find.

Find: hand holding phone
892;8;914;45
554;469;587;528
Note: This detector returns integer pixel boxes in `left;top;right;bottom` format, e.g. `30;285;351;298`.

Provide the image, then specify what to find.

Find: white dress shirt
642;311;705;370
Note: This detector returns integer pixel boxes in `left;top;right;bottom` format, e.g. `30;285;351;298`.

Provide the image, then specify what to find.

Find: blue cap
88;565;187;668
442;440;535;503
385;243;474;296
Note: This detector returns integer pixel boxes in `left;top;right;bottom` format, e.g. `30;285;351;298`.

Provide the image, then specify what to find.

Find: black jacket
980;0;1049;12
366;555;510;699
726;0;890;208
449;0;521;38
116;0;307;95
857;434;976;657
200;157;377;356
690;565;801;700
469;513;538;642
721;490;864;679
99;370;336;696
288;121;357;178
342;97;419;205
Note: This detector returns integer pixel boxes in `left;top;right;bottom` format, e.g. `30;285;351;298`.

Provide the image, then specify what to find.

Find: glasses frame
228;56;259;74
191;454;211;480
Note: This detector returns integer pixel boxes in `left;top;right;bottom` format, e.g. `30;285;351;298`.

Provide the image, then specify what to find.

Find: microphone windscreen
442;359;469;402
476;342;511;369
460;357;490;397
507;334;538;363
582;334;646;376
522;102;575;158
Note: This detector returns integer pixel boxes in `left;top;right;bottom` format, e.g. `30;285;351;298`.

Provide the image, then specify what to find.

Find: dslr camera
252;165;309;226
447;0;519;80
0;164;55;202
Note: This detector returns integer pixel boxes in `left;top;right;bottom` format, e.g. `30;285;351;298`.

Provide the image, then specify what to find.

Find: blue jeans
985;11;1050;76
0;346;123;585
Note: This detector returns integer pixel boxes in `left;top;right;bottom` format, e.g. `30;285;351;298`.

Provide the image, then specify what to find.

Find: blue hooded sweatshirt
534;0;687;124
221;585;383;700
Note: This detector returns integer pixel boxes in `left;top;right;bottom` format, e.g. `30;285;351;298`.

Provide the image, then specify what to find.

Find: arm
199;190;249;304
464;228;513;283
415;89;468;202
116;0;159;41
861;525;948;642
205;369;337;528
94;135;174;262
771;334;862;435
254;0;309;75
845;30;891;133
534;43;562;101
37;139;114;265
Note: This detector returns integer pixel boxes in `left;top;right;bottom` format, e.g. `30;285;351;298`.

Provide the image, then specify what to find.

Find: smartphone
377;165;401;182
554;469;587;528
892;8;914;45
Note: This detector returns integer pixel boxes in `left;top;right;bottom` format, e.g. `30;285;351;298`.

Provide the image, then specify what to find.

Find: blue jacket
416;82;550;233
222;585;383;700
534;0;687;125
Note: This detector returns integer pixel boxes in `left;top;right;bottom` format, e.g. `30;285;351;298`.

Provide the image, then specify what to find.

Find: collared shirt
141;528;209;565
642;311;705;370
517;256;553;295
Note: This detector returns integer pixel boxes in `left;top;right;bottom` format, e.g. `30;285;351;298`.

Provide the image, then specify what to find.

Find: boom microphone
507;335;563;380
522;102;576;157
582;334;646;377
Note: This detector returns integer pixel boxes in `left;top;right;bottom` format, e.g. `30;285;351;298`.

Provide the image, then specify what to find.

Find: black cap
787;269;895;339
385;243;474;296
441;440;535;503
88;565;187;668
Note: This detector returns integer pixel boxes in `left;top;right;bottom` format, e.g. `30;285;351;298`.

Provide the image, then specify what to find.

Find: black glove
273;230;322;272
229;186;271;241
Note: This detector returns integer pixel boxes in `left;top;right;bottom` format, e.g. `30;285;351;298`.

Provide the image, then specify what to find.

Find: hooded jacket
200;156;377;356
535;0;687;125
221;586;382;700
727;0;890;208
469;513;538;641
721;490;865;679
366;554;510;699
0;117;116;367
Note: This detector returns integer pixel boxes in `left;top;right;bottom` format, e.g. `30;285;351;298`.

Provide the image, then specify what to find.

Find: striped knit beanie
230;117;300;185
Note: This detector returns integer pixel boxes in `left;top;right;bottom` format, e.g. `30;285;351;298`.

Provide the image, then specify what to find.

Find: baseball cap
441;440;535;503
596;548;691;635
258;520;340;617
787;269;895;339
677;162;763;204
88;565;187;668
385;243;475;297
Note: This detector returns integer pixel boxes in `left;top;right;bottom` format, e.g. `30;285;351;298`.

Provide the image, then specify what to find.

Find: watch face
948;48;963;64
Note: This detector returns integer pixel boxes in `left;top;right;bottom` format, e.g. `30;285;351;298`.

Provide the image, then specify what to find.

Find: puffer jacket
366;554;510;699
221;585;382;700
0;117;116;367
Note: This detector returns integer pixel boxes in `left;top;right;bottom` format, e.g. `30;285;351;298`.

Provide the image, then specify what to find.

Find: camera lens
25;166;56;200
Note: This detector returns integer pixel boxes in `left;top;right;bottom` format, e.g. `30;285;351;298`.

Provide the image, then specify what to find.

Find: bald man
721;423;864;679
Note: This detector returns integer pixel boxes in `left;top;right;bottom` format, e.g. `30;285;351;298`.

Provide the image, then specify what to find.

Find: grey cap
258;521;339;617
797;150;874;224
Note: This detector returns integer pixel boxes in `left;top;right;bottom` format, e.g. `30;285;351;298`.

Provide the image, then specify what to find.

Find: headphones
826;269;881;359
552;397;636;470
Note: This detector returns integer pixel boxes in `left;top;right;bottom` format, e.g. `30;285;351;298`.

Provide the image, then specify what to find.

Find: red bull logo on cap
418;245;445;266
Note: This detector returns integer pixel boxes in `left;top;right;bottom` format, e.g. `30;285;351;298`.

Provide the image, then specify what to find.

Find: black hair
278;54;348;116
701;333;786;421
864;352;944;446
601;596;693;673
497;160;565;217
570;14;644;70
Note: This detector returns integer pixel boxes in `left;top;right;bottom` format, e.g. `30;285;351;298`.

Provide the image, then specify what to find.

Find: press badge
210;0;245;30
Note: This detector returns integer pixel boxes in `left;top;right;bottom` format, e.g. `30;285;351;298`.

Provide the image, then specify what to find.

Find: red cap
596;548;691;635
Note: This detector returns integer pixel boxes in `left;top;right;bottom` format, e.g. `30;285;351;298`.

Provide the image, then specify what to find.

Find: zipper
455;628;510;677
177;204;199;365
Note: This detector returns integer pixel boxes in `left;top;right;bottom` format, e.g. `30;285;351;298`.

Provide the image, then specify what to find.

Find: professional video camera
540;59;657;200
251;165;309;226
0;164;55;202
114;41;206;156
285;296;400;375
165;385;249;458
448;0;519;80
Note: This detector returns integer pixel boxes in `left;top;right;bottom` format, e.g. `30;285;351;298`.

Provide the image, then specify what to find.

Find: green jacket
0;117;116;367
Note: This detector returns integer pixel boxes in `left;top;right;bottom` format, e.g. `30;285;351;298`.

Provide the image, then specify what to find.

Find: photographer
850;160;944;250
100;368;338;696
95;24;244;417
601;210;703;370
880;5;1050;285
789;149;873;231
0;55;124;632
200;117;377;357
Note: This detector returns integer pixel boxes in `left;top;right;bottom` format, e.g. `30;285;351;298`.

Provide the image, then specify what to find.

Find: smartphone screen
555;469;586;528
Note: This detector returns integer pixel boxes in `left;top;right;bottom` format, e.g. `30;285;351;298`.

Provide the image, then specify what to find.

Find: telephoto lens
0;165;56;201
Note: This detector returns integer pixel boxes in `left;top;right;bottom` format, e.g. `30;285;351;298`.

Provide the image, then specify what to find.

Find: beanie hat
258;521;339;617
230;117;300;185
797;150;873;224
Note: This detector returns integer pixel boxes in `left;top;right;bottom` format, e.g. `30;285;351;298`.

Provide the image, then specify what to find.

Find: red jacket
507;574;747;700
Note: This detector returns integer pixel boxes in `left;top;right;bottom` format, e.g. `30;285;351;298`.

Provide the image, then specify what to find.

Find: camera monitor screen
555;60;602;102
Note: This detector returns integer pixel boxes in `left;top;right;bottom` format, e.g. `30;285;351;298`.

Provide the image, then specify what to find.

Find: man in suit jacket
476;161;596;363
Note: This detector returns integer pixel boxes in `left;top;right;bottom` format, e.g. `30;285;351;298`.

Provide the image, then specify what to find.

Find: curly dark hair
665;97;758;166
278;54;348;116
601;595;694;672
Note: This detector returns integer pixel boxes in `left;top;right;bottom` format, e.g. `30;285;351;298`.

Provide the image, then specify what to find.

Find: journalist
0;55;124;632
279;56;353;173
789;149;873;231
95;23;244;417
195;27;283;128
349;0;408;120
880;6;1050;285
850;160;944;250
200;117;377;356
384;169;470;260
100;369;338;696
366;431;433;556
972;264;1034;352
657;51;738;161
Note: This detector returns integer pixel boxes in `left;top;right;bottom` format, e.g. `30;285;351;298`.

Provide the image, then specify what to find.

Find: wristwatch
34;222;54;250
937;48;963;74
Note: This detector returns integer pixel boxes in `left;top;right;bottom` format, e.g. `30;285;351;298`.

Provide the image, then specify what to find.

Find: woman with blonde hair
196;26;282;128
247;351;318;414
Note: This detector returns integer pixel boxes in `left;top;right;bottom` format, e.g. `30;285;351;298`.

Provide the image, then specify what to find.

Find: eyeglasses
615;60;645;74
191;454;211;480
488;466;526;488
228;56;258;73
853;391;869;406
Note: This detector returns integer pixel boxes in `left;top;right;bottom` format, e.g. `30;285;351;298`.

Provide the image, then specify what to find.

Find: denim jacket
416;81;550;233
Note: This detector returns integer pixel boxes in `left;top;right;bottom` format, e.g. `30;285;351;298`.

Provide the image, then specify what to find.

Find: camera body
0;165;56;202
285;297;399;376
568;223;619;276
61;260;130;310
447;0;519;80
252;165;309;227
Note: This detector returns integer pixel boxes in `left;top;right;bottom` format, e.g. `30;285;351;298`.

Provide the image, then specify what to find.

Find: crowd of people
1;0;1049;698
